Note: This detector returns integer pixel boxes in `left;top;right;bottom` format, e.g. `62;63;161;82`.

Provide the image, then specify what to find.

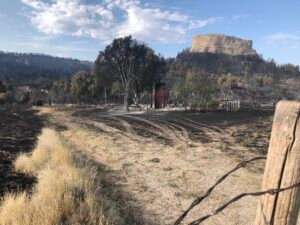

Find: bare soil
42;106;273;225
0;106;44;196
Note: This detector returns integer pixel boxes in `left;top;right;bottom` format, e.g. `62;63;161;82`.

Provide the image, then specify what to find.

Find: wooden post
151;83;156;109
254;101;300;225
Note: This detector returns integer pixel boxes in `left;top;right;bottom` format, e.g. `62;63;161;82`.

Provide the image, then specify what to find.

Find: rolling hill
0;51;93;87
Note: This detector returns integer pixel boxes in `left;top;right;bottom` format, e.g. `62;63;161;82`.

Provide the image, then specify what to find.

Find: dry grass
48;107;268;225
0;128;111;225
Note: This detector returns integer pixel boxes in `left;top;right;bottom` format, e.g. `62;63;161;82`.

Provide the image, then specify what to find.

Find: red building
154;83;169;109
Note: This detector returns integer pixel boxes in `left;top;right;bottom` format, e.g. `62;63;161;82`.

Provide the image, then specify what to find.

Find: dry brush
0;128;113;225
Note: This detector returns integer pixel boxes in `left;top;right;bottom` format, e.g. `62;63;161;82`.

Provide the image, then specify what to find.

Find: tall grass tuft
0;128;111;225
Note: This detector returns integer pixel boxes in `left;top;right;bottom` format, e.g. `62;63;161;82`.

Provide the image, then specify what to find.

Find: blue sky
0;0;299;65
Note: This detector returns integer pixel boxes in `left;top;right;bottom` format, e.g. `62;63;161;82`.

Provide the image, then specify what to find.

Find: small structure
218;87;243;111
219;99;241;112
13;86;49;105
14;86;32;103
217;86;272;111
30;89;49;106
154;83;169;109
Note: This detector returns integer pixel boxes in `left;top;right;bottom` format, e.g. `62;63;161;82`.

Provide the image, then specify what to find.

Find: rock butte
191;34;257;56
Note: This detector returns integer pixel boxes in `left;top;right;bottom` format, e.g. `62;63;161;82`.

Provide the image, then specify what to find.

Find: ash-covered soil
0;106;44;196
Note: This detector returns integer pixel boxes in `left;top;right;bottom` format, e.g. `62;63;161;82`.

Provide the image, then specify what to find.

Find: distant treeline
0;52;92;87
1;37;300;109
170;50;300;78
167;51;300;109
48;37;300;109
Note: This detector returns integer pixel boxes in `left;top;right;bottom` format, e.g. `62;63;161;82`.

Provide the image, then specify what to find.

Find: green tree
0;81;6;93
70;71;93;103
111;81;123;96
94;55;116;104
95;36;164;110
170;70;217;110
170;76;189;107
132;52;166;105
50;79;71;104
184;71;217;110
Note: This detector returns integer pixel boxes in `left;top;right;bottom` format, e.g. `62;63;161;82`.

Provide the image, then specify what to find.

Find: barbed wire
173;156;267;225
188;181;300;225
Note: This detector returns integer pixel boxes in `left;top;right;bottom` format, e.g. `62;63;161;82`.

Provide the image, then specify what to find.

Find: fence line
188;181;300;225
173;156;267;225
173;156;300;225
174;101;300;225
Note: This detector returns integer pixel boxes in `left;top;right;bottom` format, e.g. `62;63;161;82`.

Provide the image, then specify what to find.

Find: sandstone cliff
191;34;257;55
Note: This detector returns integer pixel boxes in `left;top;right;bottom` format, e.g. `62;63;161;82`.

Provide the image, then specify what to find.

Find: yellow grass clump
0;128;111;225
14;129;73;174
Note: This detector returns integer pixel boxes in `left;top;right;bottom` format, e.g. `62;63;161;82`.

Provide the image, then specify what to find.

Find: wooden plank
254;101;300;225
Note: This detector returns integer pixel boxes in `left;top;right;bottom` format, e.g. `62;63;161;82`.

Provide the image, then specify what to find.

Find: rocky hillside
191;34;257;56
171;34;300;78
167;35;300;105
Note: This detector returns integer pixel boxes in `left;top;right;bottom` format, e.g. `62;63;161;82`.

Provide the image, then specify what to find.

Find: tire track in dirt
42;107;272;225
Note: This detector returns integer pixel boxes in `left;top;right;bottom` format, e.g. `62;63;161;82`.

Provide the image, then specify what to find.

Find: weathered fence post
254;101;300;225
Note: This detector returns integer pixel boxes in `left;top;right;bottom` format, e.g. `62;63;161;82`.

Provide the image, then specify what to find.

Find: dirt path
43;107;273;225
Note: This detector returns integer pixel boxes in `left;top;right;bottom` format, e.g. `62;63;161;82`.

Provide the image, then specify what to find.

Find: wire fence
173;156;300;225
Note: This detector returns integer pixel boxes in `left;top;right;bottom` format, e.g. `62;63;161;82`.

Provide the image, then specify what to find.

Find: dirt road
43;106;273;225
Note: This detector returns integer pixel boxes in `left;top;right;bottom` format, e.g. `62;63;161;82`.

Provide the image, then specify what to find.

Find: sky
0;0;299;65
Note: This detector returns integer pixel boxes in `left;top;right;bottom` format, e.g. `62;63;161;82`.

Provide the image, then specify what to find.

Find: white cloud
21;0;217;43
21;0;47;10
21;0;115;41
231;14;250;21
266;33;300;42
265;32;300;49
188;17;219;30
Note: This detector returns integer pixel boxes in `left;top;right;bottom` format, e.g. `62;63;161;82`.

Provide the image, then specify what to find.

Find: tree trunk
124;84;129;111
104;87;107;105
133;91;141;107
152;83;156;109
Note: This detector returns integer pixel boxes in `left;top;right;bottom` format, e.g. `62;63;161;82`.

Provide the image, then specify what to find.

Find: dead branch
173;156;266;225
188;181;300;225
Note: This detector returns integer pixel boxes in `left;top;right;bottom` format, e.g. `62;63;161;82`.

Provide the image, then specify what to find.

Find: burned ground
0;106;44;196
0;105;274;225
41;106;273;225
73;109;273;157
